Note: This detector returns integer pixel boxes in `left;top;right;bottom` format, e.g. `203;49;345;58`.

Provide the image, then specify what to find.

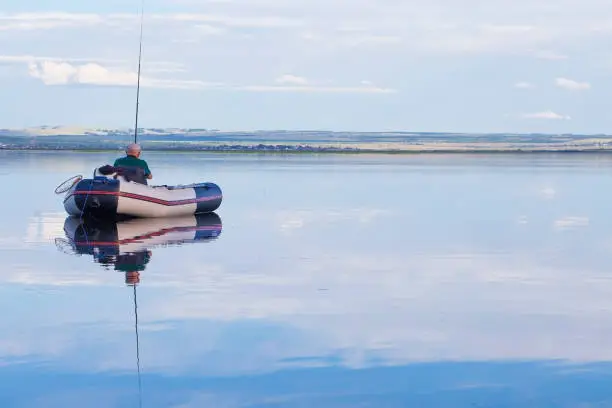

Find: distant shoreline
3;129;612;154
3;146;612;154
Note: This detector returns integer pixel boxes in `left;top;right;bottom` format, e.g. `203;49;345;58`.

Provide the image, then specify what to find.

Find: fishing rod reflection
56;212;223;284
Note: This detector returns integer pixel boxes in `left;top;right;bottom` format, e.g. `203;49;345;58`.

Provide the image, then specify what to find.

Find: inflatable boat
56;165;222;218
56;212;222;282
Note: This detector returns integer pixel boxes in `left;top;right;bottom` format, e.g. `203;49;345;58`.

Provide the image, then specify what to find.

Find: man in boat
113;143;152;184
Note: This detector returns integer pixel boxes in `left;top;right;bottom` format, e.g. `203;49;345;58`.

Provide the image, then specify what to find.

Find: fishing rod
132;6;145;406
133;0;145;144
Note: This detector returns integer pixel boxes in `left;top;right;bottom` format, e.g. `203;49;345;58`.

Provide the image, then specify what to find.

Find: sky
0;0;611;133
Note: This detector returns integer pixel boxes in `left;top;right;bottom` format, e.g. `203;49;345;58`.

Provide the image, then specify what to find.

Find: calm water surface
2;150;612;407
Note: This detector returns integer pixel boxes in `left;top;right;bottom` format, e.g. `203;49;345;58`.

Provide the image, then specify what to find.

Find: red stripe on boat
66;190;221;206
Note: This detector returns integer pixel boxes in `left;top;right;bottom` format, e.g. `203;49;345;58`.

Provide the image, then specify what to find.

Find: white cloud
0;12;301;30
0;54;185;73
276;74;308;85
194;24;227;36
145;12;303;28
237;84;396;93
29;61;137;86
337;34;402;47
522;110;571;120
555;77;591;91
27;60;223;89
0;4;607;55
25;60;397;93
29;61;130;86
0;54;123;65
540;187;557;199
514;81;534;89
0;12;104;31
554;216;589;229
249;74;394;93
533;50;569;60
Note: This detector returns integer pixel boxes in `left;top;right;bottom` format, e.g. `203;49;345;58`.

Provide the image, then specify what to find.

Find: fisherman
113;143;152;183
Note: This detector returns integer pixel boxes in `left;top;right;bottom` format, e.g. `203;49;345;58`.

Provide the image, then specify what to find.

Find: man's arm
144;162;152;179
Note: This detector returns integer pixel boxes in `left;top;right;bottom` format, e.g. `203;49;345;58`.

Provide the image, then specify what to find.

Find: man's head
126;143;142;157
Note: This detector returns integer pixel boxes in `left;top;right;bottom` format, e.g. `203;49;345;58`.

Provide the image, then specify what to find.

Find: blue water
2;150;612;407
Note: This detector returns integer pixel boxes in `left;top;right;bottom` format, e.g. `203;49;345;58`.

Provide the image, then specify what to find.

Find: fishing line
133;0;145;145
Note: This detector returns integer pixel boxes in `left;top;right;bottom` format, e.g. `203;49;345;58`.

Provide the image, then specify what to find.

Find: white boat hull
59;169;222;218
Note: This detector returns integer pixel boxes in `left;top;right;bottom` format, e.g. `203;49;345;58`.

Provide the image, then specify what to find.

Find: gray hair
126;143;142;155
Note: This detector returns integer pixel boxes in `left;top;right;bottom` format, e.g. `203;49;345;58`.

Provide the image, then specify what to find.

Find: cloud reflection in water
2;152;612;406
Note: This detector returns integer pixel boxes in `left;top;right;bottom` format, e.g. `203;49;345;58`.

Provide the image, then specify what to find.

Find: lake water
2;150;612;407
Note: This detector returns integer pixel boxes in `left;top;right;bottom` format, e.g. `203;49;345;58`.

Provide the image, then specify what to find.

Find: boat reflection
53;213;223;406
56;212;222;284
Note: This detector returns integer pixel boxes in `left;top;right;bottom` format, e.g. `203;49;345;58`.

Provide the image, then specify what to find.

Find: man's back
113;155;152;184
113;155;151;176
113;144;153;184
